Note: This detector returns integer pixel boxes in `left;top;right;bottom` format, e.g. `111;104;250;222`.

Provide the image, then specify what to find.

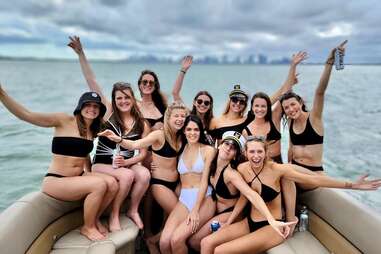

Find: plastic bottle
299;206;309;232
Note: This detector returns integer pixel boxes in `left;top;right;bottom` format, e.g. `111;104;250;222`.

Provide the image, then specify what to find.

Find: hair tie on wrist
180;69;186;74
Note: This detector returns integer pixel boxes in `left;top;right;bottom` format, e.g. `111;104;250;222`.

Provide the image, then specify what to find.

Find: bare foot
96;220;109;235
127;211;144;229
109;214;122;232
288;216;299;238
145;234;160;254
80;226;106;241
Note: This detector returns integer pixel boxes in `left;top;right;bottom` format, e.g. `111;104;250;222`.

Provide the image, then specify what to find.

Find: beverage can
334;48;344;70
211;220;220;232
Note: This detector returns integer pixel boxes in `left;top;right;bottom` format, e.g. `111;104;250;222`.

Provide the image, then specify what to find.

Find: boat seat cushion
266;231;329;254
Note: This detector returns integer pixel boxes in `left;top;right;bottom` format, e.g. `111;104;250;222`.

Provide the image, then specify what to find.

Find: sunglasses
231;96;247;105
196;99;211;106
139;80;155;87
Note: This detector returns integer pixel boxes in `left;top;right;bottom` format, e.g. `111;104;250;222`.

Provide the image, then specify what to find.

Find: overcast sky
0;0;380;63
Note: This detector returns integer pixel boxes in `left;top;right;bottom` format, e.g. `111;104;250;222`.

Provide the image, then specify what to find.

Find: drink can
211;220;220;232
334;48;344;70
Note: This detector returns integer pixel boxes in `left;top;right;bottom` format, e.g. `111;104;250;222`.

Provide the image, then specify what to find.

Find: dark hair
75;114;103;139
247;92;272;122
209;140;243;177
279;91;308;114
138;70;167;115
181;114;209;145
109;82;145;135
191;91;214;130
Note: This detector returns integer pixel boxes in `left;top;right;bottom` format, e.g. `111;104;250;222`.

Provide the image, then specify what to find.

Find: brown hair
138;70;168;114
163;101;189;152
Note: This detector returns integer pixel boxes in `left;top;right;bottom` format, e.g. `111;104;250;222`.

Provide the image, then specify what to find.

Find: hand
291;51;308;66
269;220;297;239
67;36;84;55
113;155;125;168
97;129;120;142
187;210;200;233
286;216;298;238
291;73;300;87
181;55;193;72
327;40;348;62
351;174;381;190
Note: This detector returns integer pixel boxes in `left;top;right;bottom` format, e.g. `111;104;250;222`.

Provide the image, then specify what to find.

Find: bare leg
127;164;151;229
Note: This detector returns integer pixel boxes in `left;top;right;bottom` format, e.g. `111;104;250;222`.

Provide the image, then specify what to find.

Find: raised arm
98;128;163;150
68;36;112;118
0;85;64;127
171;55;193;102
278;163;381;190
311;40;347;120
269;51;307;104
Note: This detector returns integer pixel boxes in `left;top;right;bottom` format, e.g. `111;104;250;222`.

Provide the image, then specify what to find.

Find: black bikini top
152;139;181;158
52;137;93;158
210;165;240;201
290;115;323;146
244;120;281;142
248;167;279;203
210;117;251;140
146;116;164;127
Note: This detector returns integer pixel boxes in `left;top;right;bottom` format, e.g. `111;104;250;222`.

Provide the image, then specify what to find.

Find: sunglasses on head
139;80;155;87
196;99;211;106
114;82;131;89
230;96;247;105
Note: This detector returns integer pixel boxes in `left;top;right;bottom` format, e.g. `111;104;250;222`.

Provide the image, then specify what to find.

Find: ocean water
0;60;380;213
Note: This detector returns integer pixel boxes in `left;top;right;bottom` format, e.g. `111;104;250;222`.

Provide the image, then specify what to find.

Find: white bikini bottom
179;186;212;211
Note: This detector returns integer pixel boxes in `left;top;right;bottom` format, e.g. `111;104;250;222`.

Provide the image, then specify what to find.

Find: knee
170;234;185;250
136;168;151;184
159;234;172;252
93;178;108;194
188;235;200;250
107;177;119;195
200;236;214;252
119;170;135;185
214;245;224;254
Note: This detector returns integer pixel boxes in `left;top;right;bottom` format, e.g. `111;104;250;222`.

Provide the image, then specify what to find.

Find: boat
0;188;380;253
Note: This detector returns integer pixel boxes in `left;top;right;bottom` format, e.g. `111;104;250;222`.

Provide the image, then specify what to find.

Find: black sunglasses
231;96;247;105
196;99;211;106
139;80;155;87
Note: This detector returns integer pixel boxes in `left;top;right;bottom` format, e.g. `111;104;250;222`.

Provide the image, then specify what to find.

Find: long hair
279;91;308;124
209;141;242;177
138;70;168;115
75;114;103;139
222;97;248;117
109;82;145;135
181;114;209;145
247;92;272;122
191;91;214;130
163;101;189;152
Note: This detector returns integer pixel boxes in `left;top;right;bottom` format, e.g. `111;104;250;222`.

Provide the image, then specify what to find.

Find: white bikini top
177;146;205;175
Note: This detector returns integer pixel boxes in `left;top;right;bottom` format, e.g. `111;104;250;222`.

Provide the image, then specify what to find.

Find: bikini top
244;120;281;142
177;146;204;175
145;115;164;127
210;118;250;140
248;167;279;203
152;139;181;158
52;137;93;158
210;165;240;201
290;115;323;145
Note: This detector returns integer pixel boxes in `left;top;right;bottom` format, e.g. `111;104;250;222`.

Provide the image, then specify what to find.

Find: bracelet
180;69;186;74
345;182;353;189
326;58;334;65
116;136;123;144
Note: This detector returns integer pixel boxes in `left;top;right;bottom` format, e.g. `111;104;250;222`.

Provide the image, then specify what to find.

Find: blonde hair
163;101;189;151
222;98;248;117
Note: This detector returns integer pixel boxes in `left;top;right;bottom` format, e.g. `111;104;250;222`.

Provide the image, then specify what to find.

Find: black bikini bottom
150;177;179;192
215;206;234;216
247;217;283;232
292;159;324;172
45;172;84;178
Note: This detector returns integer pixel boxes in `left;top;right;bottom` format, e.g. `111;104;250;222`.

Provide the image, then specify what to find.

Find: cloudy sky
0;0;380;63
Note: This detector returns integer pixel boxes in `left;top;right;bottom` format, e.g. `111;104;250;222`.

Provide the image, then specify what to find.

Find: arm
0;85;63;127
224;194;248;226
171;55;193;102
269;51;307;104
187;146;216;232
311;40;347;120
84;156;92;173
68;36;112;118
98;129;163;150
279;163;381;190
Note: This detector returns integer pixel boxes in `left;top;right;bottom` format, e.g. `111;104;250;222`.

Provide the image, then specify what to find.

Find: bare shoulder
201;144;216;154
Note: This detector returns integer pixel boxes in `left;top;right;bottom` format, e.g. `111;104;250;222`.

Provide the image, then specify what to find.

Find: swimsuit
150;177;179;192
292;159;324;172
289;115;323;146
209;116;252;140
146;116;164;128
210;165;240;201
244;119;281;142
152;139;181;158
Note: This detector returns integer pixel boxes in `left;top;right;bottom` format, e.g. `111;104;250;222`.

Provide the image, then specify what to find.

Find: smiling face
193;94;212;114
139;74;156;95
229;96;247;113
184;120;200;144
80;102;100;120
245;140;267;169
252;97;268;119
169;108;187;131
281;97;303;119
219;140;237;161
114;89;134;113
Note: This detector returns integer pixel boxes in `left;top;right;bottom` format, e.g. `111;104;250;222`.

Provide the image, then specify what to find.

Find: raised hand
291;51;308;66
351;174;381;190
181;55;193;72
97;129;120;142
269;220;298;239
68;36;84;55
327;40;348;62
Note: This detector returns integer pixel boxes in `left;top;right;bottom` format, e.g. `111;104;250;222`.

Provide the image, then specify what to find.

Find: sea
0;60;380;214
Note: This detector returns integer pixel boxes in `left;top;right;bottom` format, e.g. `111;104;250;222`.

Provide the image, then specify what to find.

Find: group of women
1;37;380;254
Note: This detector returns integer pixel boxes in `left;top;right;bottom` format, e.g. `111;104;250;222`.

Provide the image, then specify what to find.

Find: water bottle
210;220;220;232
204;130;215;146
299;206;309;232
112;143;121;169
334;48;344;70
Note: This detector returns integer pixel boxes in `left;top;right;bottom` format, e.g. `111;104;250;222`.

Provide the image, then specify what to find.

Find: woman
0;86;118;241
98;101;188;216
202;136;380;254
159;115;216;254
280;41;347;190
189;131;295;251
171;56;215;145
